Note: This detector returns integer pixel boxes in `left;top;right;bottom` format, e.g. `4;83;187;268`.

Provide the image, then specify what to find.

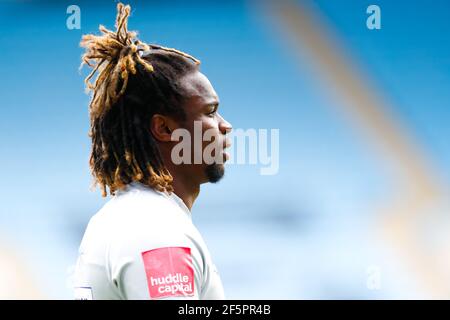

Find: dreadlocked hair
80;3;201;197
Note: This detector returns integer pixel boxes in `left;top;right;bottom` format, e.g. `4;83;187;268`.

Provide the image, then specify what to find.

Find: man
73;3;232;300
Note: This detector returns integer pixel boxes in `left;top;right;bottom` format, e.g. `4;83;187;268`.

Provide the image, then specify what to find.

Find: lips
221;137;231;162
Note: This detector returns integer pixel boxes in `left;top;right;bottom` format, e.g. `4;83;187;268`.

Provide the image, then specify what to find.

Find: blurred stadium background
0;0;449;299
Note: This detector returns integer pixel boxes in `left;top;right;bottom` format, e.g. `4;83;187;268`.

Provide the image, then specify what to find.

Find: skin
150;70;232;211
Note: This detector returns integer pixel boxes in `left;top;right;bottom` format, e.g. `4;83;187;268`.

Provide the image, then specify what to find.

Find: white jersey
73;182;225;300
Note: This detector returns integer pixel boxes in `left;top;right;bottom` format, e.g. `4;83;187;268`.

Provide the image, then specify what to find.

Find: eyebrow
204;102;219;108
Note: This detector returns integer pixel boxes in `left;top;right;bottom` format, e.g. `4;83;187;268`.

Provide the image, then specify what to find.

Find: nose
218;113;232;135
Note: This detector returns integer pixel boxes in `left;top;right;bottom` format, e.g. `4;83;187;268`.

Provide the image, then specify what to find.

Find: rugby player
73;3;232;300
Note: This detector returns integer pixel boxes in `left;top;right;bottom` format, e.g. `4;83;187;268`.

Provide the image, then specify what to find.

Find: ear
150;114;177;142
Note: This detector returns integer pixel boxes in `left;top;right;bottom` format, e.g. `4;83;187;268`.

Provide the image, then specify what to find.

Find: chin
205;163;225;183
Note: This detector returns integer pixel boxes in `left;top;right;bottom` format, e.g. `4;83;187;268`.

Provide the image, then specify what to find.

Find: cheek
187;114;216;130
202;118;219;131
202;119;221;140
191;115;220;135
201;125;224;163
185;115;221;149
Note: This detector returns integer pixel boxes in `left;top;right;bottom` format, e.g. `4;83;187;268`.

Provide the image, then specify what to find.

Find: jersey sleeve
109;230;205;300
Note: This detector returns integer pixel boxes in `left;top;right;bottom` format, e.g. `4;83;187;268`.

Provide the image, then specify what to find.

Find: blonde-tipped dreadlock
80;3;201;197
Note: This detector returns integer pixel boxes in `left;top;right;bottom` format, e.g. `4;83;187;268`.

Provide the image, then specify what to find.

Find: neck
160;147;201;211
170;173;200;211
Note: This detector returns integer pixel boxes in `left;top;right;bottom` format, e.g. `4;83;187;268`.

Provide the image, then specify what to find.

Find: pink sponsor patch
141;247;194;299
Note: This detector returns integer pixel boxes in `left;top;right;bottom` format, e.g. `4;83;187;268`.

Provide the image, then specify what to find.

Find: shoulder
96;185;195;254
80;184;187;253
93;184;180;226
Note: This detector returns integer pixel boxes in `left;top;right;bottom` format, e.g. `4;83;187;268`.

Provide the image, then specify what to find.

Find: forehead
179;71;219;108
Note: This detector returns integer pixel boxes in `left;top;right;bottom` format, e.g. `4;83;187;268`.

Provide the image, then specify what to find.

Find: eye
207;106;218;117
